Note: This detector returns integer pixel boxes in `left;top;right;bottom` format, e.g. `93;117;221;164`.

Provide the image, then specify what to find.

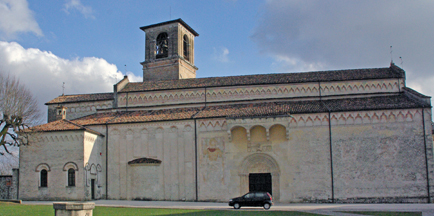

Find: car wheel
263;203;270;210
233;203;240;209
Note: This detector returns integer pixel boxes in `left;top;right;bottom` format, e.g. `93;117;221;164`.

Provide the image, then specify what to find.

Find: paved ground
22;200;434;215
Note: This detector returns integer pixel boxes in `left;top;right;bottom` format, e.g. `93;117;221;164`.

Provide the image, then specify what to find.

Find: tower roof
140;18;199;36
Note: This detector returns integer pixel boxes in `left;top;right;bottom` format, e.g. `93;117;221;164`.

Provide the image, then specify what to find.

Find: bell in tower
140;19;199;81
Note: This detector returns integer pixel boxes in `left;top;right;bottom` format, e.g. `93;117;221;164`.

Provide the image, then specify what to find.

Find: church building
19;19;434;203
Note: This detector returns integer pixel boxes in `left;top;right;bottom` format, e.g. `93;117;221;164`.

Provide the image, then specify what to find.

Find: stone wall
142;22;197;81
0;169;19;200
105;120;196;200
200;116;332;202
95;107;434;203
20;131;88;200
32;106;434;203
0;175;13;199
0;169;18;200
332;109;431;203
0;174;15;199
117;78;403;108
47;100;113;122
83;132;104;200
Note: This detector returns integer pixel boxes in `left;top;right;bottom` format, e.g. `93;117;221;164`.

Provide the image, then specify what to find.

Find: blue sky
1;0;434;123
14;0;271;78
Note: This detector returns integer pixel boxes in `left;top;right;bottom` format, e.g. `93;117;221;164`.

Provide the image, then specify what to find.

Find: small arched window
156;32;169;59
40;169;48;187
68;168;75;186
183;35;189;61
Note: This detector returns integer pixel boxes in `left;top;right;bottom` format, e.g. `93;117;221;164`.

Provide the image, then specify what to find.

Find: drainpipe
105;123;109;199
322;100;334;203
328;111;334;203
422;109;431;203
194;119;198;201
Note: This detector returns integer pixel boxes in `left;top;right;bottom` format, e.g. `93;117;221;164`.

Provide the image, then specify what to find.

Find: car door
242;193;254;206
253;192;264;206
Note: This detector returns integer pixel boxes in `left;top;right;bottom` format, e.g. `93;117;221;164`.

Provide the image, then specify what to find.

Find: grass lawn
0;202;318;216
0;202;424;216
341;212;422;216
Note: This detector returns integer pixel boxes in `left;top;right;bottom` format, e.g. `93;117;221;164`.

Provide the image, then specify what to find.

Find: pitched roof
195;94;429;119
45;93;113;105
120;65;405;92
28;119;104;136
44;65;405;104
139;18;199;36
32;93;429;132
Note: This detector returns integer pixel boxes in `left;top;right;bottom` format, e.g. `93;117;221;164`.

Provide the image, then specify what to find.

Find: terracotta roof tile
29;119;84;132
109;108;201;124
45;93;113;105
121;65;404;92
27;119;104;136
77;94;427;125
194;94;427;119
34;94;428;132
72;112;120;125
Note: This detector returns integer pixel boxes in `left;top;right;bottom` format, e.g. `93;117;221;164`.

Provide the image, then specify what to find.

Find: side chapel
19;19;434;203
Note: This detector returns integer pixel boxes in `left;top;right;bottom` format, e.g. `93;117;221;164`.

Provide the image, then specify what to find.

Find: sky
0;0;434;124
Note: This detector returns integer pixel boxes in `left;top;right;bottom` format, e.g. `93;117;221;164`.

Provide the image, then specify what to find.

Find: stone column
53;202;95;216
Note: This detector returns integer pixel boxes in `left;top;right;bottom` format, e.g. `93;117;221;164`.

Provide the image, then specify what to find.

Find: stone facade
19;130;104;201
0;169;18;200
115;78;405;108
47;99;113;122
19;19;434;203
141;19;198;81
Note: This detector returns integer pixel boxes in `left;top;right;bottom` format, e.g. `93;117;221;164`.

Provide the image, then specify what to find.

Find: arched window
183;35;189;61
40;169;47;187
156;32;169;59
68;168;75;186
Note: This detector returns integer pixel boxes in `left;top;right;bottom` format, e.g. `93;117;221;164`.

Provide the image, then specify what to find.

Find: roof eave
139;18;199;36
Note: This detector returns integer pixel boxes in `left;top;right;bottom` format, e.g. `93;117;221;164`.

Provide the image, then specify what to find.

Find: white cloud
63;0;94;19
0;0;43;39
408;77;434;100
271;55;325;72
252;0;434;104
252;1;434;74
213;47;230;63
0;41;142;122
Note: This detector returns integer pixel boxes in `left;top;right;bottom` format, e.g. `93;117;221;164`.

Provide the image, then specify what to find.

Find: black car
228;192;273;210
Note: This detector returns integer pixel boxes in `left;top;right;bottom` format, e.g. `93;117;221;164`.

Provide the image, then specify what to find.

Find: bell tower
140;19;199;81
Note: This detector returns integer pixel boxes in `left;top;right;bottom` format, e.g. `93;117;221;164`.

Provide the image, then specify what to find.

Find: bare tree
0;73;41;155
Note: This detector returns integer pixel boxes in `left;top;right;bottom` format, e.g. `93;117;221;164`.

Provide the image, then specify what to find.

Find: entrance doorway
91;179;95;199
249;173;272;195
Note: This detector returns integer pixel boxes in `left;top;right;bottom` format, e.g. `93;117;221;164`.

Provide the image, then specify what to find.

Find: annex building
19;19;434;203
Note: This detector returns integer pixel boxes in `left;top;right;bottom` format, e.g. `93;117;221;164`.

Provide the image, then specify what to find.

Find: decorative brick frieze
320;79;400;96
118;90;205;107
287;109;420;128
116;79;402;108
35;134;84;143
197;119;227;132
